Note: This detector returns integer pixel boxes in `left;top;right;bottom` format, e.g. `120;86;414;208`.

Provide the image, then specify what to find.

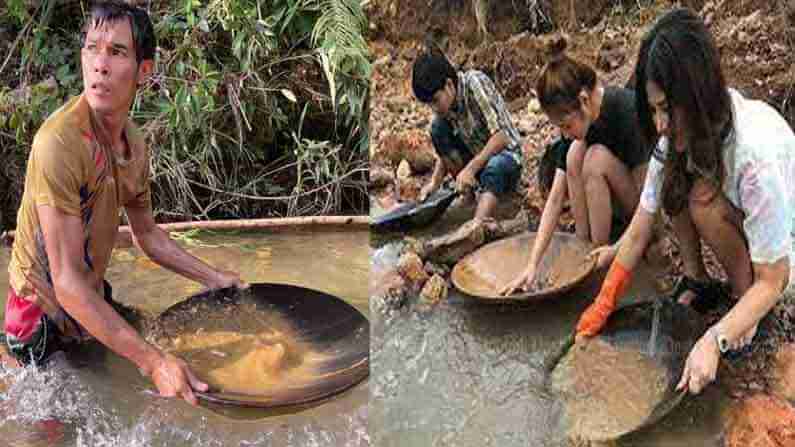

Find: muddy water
371;243;730;446
0;229;369;447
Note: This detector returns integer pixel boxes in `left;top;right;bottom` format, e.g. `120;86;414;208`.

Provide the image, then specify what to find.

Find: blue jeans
430;116;521;195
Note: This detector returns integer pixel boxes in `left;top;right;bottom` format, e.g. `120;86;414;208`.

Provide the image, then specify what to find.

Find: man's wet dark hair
412;51;457;103
634;8;733;215
83;1;156;65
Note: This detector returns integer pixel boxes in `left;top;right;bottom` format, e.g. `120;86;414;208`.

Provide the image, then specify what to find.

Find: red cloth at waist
4;288;44;342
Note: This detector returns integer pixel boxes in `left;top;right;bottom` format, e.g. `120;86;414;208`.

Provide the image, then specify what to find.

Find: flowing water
0;228;369;447
371;241;731;447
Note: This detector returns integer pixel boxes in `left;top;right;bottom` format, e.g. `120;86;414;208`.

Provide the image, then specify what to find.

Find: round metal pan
371;187;458;233
548;299;705;441
451;231;596;303
146;283;369;408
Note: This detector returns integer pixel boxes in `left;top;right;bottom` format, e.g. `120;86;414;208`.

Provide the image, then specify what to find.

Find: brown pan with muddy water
451;232;596;302
0;228;369;447
548;299;705;441
146;283;368;408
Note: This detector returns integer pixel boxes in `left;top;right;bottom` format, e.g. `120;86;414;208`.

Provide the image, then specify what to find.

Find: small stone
420;274;448;305
396;159;412;180
527;98;541;115
398;251;430;289
424;261;449;277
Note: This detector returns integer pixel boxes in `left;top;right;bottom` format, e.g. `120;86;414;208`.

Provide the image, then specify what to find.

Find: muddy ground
368;1;795;444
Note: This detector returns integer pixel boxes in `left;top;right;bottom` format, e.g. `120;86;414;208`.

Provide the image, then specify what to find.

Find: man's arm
421;155;448;201
462;130;510;175
37;204;209;405
458;72;516;184
125;205;246;289
38;205;161;372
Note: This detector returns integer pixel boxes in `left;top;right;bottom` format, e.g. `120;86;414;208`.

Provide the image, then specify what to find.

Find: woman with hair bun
575;8;795;395
501;36;651;295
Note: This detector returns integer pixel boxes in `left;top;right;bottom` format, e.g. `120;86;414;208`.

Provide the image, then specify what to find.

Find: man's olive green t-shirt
8;94;151;336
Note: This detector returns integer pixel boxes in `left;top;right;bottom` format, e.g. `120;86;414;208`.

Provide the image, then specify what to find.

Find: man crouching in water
3;1;246;406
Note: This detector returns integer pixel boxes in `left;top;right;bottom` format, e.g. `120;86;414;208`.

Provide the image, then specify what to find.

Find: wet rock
397;175;423;202
396;159;413;180
771;343;795;403
419;274;448;306
423;261;449;277
371;166;395;190
722;394;795;447
371;269;408;312
410;211;530;265
397;251;430;290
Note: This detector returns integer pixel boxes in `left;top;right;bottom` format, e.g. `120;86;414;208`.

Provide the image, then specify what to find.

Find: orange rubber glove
576;260;632;337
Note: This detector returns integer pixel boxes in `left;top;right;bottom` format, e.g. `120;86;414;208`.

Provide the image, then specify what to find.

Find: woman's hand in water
149;353;209;406
589;244;617;270
676;329;720;395
499;264;537;296
207;269;249;290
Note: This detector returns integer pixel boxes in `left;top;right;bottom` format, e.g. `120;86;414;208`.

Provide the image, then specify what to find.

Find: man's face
430;79;456;116
81;18;148;116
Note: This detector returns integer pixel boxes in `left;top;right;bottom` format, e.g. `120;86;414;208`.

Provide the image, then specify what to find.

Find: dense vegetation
0;0;371;230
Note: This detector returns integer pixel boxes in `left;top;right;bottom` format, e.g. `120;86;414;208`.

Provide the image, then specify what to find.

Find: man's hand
148;352;209;406
455;167;477;193
207;270;249;290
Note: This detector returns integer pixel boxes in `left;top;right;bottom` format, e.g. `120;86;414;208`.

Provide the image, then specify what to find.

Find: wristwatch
709;324;731;355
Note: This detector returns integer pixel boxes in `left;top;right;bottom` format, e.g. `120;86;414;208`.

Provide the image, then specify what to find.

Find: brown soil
722;394;795;447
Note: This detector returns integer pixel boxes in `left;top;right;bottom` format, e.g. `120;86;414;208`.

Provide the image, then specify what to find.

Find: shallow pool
370;241;730;446
0;228;369;447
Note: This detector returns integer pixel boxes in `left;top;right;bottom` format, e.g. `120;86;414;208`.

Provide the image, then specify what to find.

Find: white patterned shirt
640;89;795;287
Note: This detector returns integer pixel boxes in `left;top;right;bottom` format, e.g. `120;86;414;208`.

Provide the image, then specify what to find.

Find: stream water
371;240;731;446
0;228;369;447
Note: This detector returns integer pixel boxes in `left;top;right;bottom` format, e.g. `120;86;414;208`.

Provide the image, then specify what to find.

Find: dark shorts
478;151;521;195
4;281;116;366
430;116;521;196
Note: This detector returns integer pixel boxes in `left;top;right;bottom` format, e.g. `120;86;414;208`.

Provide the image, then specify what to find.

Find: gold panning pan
146;284;369;408
451;231;596;303
548;299;705;441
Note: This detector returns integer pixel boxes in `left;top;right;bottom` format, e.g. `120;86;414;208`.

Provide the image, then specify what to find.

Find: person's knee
582;144;614;180
566;140;587;177
480;153;519;195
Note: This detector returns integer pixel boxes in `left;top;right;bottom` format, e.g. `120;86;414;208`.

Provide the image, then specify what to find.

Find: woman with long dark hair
575;8;795;394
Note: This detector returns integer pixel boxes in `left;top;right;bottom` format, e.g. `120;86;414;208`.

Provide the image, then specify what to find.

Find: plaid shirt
443;70;523;163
